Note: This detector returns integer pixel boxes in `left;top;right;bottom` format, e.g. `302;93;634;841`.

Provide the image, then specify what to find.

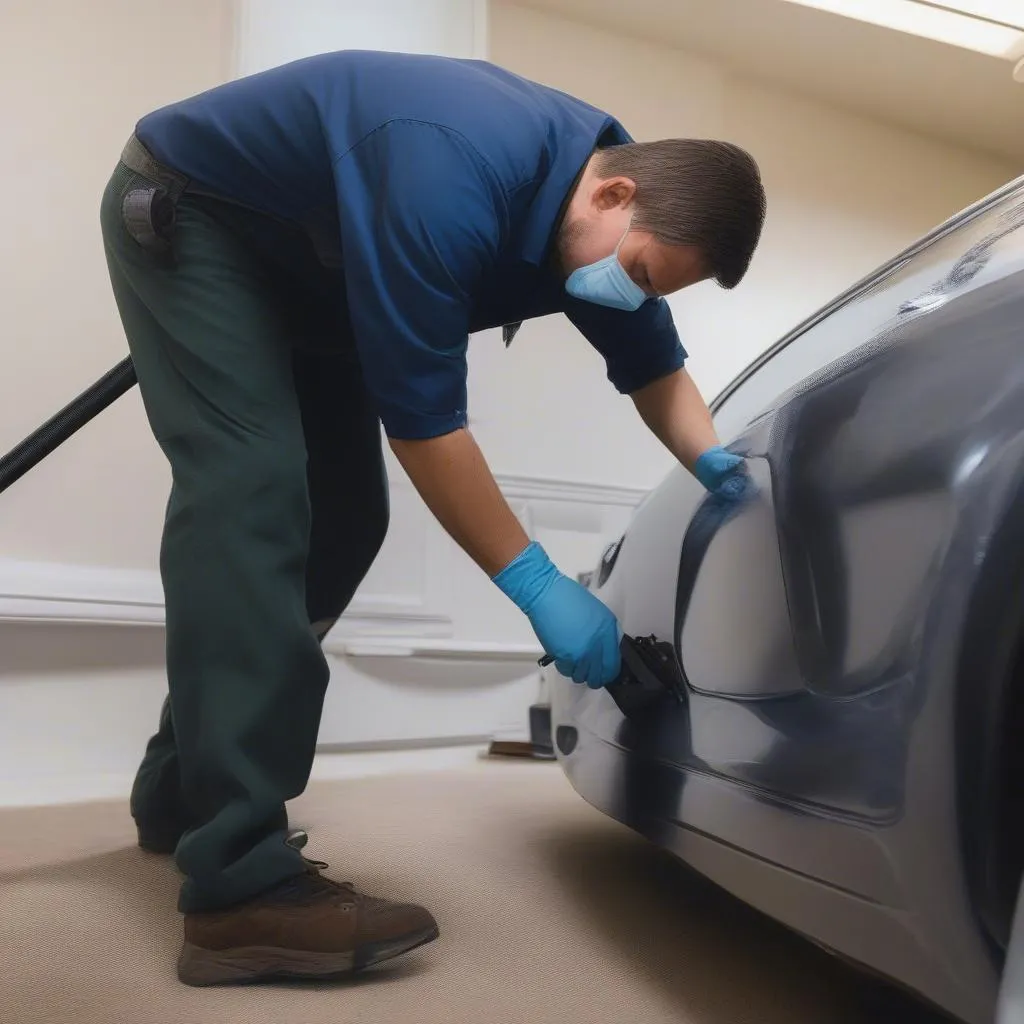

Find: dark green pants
100;160;389;912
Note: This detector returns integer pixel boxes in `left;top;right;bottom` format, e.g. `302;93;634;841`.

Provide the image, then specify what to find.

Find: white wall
0;0;227;801
0;0;234;571
474;2;1019;489
234;0;486;75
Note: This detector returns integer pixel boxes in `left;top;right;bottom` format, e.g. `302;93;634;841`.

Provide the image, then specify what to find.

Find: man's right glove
694;445;753;500
492;541;621;688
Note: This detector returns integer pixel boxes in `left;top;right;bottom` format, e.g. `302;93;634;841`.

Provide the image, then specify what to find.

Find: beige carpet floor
0;757;943;1024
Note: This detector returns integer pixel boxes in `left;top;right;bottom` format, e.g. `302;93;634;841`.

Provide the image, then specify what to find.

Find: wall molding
0;559;455;635
0;560;165;627
326;637;542;660
0;474;648;630
493;472;649;508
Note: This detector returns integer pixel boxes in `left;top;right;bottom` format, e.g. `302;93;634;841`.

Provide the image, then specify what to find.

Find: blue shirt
136;49;687;439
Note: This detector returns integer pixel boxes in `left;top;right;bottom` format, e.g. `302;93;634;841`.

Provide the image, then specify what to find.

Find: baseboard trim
326;637;543;660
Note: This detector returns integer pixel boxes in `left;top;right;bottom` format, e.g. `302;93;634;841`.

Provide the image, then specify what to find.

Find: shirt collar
517;115;632;267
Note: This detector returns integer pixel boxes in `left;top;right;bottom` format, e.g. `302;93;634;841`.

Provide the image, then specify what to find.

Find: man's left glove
491;541;622;688
693;445;752;500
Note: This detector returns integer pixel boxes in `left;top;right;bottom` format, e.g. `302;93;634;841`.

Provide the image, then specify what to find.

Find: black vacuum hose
0;357;138;496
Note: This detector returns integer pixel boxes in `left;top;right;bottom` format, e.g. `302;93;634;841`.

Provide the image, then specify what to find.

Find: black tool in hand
538;633;686;719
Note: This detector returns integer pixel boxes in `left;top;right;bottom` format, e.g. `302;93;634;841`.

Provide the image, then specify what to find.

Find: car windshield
711;179;1024;446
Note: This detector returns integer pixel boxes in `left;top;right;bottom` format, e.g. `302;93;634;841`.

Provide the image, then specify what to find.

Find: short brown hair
595;139;766;289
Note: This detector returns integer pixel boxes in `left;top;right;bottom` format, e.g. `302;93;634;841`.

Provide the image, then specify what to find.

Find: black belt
120;133;193;199
117;134;212;262
117;133;342;269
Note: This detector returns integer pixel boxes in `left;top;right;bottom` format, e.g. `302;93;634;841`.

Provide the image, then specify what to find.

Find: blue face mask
565;218;647;312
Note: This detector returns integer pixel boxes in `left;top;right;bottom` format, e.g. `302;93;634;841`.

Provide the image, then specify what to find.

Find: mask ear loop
612;210;652;307
611;210;636;266
614;211;634;253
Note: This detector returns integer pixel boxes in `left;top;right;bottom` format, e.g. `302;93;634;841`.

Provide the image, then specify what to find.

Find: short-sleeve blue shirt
136;49;687;439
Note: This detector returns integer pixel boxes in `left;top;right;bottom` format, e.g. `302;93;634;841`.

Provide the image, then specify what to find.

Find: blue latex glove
693;445;751;500
492;542;621;688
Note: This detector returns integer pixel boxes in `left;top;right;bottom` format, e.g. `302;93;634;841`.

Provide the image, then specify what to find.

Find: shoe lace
273;829;362;905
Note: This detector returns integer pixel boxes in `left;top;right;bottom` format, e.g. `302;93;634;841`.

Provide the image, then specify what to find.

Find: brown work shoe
177;853;438;986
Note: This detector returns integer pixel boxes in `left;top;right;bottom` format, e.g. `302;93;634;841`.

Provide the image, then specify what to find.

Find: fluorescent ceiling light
780;0;1024;58
932;3;1024;30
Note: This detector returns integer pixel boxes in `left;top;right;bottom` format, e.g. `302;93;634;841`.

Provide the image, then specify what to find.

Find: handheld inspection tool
539;633;686;719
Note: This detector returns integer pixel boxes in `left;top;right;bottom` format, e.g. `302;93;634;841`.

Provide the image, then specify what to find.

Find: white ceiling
510;0;1024;166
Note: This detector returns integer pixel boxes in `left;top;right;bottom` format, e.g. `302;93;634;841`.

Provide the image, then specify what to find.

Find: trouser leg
102;166;350;911
129;694;185;841
293;347;390;644
128;355;390;846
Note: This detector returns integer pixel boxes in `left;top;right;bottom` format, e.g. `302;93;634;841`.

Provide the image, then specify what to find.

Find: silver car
550;173;1024;1024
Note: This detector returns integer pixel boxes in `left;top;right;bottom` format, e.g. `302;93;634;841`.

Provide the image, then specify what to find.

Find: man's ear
592;175;637;212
